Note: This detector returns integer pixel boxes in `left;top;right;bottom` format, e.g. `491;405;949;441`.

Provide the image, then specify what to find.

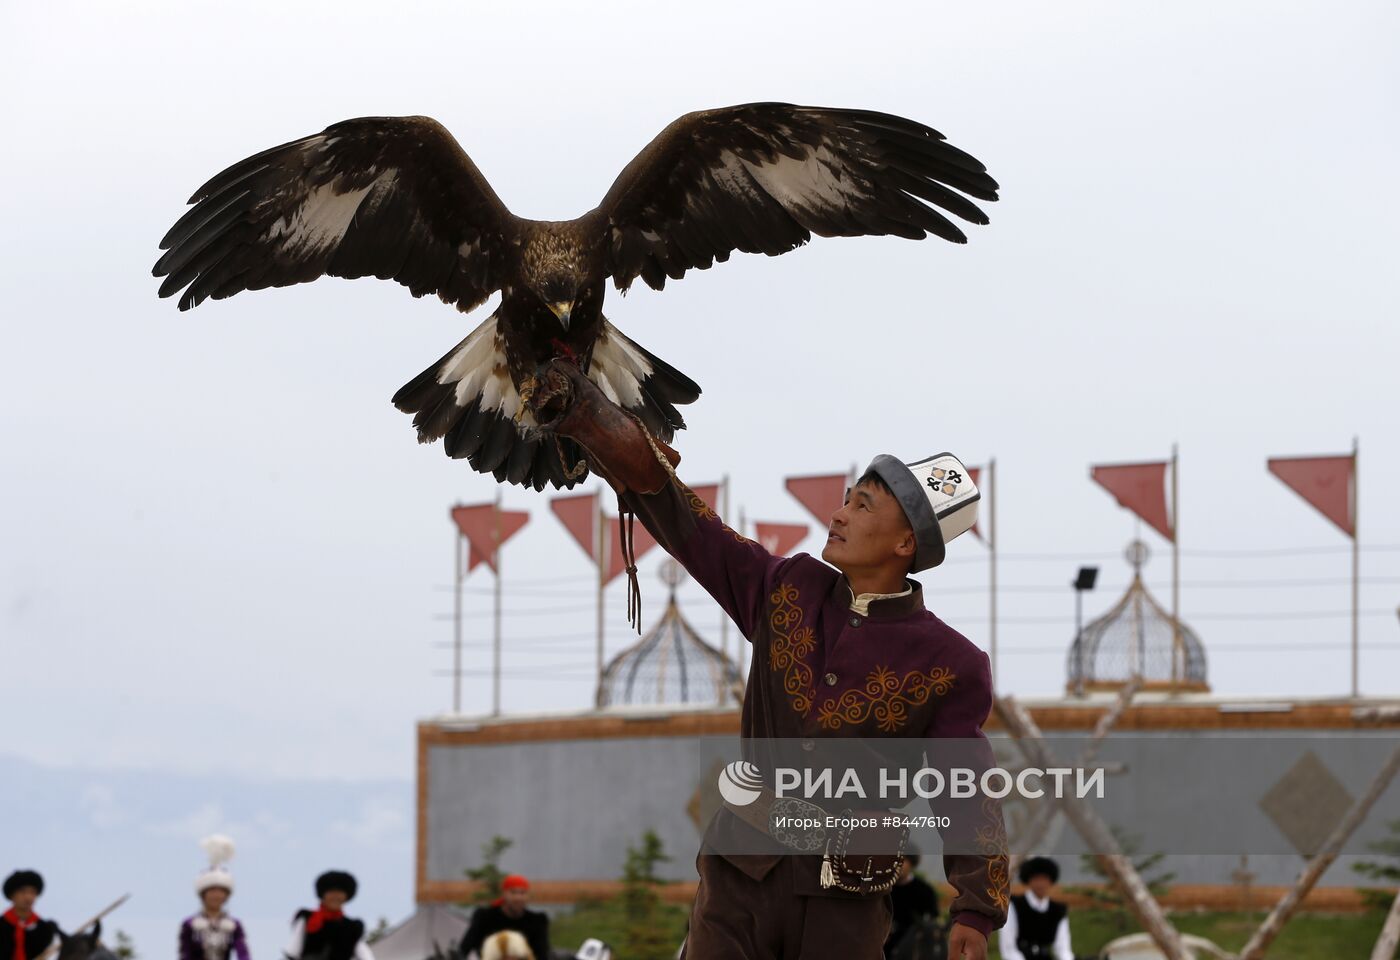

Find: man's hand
524;358;680;496
948;922;988;960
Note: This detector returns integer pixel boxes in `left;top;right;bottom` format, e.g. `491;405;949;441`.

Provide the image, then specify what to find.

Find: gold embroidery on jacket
977;794;1011;915
816;666;957;732
687;490;717;519
767;583;815;715
687;489;756;545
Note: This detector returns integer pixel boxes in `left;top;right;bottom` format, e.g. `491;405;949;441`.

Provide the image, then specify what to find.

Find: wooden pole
452;521;463;715
1007;678;1141;878
1352;435;1360;698
1171;443;1181;685
996;696;1190;960
491;490;502;717
34;895;130;960
721;474;731;663
1372;887;1400;960
1238;741;1400;960
989;457;998;689
595;489;606;699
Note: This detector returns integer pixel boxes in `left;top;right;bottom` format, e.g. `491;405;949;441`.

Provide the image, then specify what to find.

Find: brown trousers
680;853;892;960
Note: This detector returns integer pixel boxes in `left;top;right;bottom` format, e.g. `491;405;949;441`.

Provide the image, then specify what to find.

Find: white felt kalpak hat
194;834;236;895
865;452;980;572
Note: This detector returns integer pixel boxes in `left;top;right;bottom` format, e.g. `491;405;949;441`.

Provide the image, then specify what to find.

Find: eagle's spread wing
154;116;510;312
597;103;999;292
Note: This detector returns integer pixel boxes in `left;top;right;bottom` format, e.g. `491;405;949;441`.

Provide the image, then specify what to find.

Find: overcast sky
4;0;1398;840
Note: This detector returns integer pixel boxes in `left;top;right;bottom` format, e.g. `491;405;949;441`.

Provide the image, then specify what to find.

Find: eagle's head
523;233;590;331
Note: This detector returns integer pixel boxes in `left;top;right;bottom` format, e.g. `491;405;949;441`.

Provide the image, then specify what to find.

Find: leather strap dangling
616;494;642;634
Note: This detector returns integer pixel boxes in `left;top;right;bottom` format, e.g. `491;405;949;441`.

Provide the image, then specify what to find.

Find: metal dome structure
1067;540;1209;695
596;560;742;708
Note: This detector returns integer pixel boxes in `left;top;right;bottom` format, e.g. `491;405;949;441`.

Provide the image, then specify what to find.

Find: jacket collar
836;576;926;621
1023;888;1052;911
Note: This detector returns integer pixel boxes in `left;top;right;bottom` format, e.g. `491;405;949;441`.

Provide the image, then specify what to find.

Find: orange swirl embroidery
687;489;754;544
977;794;1011;914
816;665;956;732
767;583;816;715
686;490;717;520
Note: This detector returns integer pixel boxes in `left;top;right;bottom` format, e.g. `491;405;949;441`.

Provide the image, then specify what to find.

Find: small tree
113;932;137;960
463;834;515;905
620;829;672;960
365;918;391;945
1072;826;1175;932
1352;817;1400;908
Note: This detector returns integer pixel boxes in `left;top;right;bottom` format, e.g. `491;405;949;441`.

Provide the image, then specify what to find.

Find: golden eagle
153;104;998;490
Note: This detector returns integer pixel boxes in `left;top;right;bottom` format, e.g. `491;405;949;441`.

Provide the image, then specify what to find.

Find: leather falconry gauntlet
530;359;681;496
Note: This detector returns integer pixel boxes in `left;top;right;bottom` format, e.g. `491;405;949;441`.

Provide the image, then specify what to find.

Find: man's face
321;891;348;912
502;886;529;915
201;888;230;912
1028;875;1054;899
9;888;38;914
821;480;915;574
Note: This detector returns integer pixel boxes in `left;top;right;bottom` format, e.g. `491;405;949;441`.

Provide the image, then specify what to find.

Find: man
885;852;940;958
1;872;61;960
460;875;550;960
529;362;1009;960
180;836;251;960
285;872;373;960
999;858;1072;960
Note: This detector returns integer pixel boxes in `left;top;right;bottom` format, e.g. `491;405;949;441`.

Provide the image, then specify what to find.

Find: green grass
549;894;691;957
548;900;1389;958
984;907;1390;959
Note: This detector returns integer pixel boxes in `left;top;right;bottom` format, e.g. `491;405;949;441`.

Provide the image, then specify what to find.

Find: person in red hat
459;875;550;960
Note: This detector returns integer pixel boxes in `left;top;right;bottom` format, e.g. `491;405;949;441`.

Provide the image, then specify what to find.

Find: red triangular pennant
550;492;599;560
753;521;808;556
1091;461;1173;542
785;472;848;526
450;504;530;573
1267;454;1355;537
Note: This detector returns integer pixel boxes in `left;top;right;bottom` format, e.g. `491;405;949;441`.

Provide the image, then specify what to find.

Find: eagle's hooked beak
547;300;574;331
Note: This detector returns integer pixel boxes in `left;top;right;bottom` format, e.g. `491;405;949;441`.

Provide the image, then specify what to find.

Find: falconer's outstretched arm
531;359;785;638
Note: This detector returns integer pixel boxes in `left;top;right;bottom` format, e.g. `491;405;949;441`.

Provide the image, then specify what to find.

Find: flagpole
721;474;731;663
492;490;503;717
989;457;998;690
1352;436;1359;699
595;488;606;699
453;521;463;715
738;505;747;686
1171;443;1181;685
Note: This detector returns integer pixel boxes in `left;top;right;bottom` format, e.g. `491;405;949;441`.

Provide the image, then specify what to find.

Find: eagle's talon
516;374;541;422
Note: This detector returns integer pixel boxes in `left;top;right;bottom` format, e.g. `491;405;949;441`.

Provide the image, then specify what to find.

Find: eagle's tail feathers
392;310;591;490
591;319;701;444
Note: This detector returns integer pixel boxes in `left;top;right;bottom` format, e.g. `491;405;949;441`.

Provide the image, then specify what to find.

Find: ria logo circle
717;760;763;806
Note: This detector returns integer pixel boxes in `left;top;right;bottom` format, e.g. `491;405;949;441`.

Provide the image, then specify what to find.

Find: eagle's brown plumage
153;104;999;490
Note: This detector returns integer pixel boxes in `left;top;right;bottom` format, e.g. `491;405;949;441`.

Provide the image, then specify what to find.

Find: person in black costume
2;872;62;960
285;872;373;960
999;858;1072;960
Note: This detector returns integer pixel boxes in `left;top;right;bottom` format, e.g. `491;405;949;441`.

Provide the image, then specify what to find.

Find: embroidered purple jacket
179;913;250;960
624;477;1010;937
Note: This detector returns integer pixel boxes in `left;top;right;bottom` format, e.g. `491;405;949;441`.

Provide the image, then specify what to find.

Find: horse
55;922;119;960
